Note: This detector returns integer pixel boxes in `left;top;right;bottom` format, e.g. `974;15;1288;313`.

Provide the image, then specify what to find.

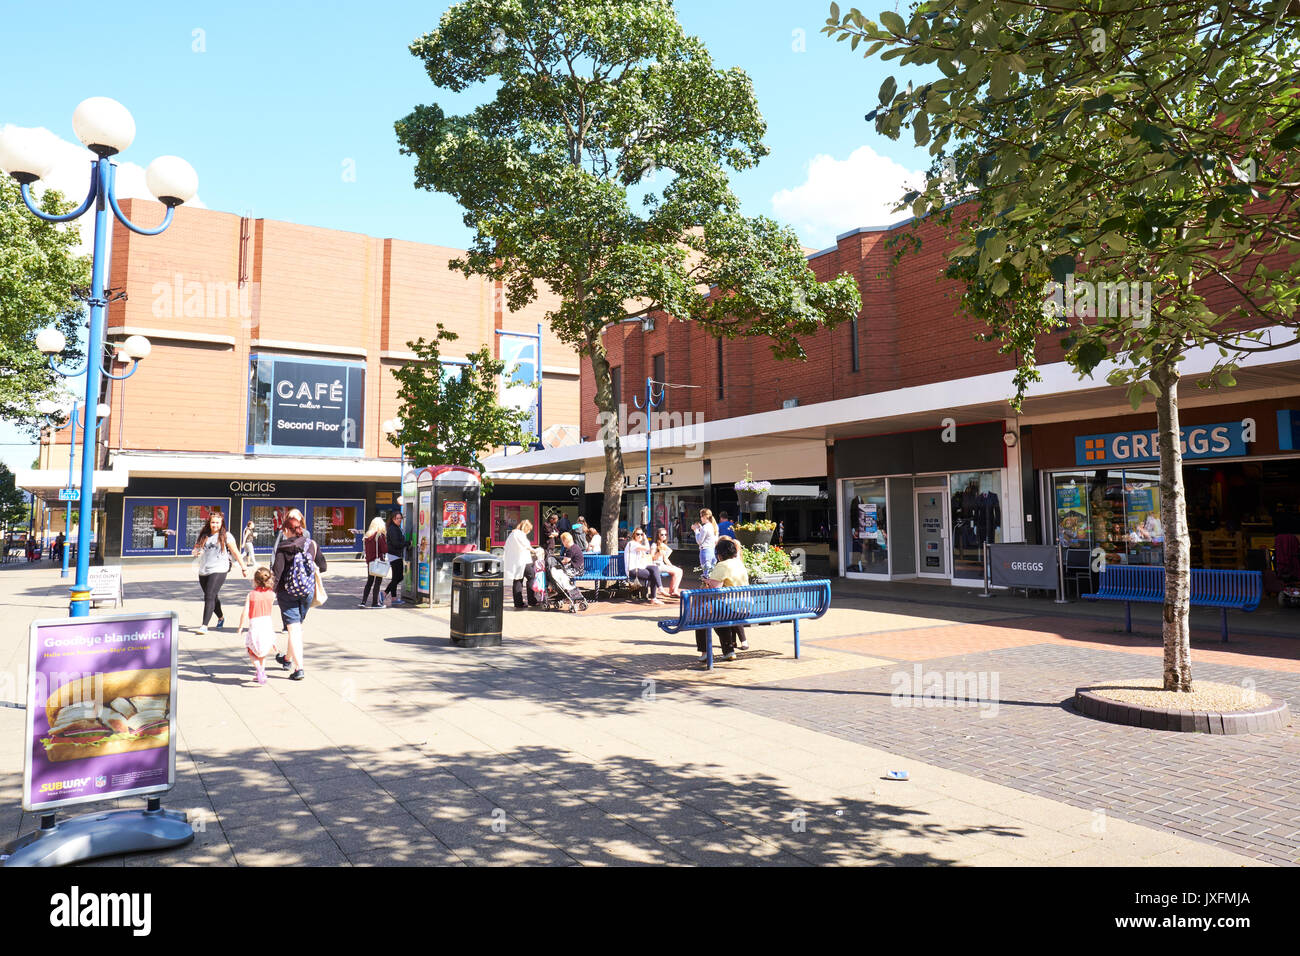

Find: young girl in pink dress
237;567;279;684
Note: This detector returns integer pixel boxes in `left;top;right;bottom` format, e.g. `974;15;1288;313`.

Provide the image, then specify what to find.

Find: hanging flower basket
734;467;771;514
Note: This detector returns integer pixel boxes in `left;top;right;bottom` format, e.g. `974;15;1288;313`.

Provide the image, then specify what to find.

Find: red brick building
494;214;1300;583
21;201;586;561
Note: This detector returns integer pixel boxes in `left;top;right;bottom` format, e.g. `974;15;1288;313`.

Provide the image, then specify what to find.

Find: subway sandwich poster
23;612;178;811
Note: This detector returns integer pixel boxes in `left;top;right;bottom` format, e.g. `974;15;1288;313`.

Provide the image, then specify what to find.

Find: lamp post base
1;800;193;867
69;585;91;618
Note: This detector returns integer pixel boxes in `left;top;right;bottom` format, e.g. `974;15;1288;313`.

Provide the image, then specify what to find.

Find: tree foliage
826;0;1299;691
397;0;861;550
389;323;534;485
0;176;89;427
0;463;27;531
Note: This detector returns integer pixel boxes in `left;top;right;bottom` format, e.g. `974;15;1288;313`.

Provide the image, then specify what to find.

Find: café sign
1074;422;1247;467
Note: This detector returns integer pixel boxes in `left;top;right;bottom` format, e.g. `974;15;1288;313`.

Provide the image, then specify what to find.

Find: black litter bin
450;551;503;647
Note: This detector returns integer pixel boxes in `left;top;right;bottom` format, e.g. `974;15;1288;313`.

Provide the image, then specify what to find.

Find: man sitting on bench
695;537;750;663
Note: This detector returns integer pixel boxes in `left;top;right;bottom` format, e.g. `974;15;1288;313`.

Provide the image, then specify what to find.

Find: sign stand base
0;797;193;867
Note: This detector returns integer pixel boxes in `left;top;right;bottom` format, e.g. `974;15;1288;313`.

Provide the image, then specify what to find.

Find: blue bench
658;580;832;669
1083;566;1261;642
571;553;626;600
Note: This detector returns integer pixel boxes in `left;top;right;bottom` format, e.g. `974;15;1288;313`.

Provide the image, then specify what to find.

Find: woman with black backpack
271;508;327;681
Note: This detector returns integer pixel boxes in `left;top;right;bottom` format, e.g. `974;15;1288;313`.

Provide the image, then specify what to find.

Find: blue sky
0;0;932;468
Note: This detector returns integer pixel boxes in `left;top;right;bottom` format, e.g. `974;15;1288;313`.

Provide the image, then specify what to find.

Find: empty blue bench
658;580;832;669
1083;566;1261;642
571;553;626;600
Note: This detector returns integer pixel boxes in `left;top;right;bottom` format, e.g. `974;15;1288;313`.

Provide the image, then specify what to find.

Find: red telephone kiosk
412;466;481;605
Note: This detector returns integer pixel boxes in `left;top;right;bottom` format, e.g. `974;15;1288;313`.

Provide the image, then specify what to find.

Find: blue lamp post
632;377;666;533
0;97;197;617
38;398;112;579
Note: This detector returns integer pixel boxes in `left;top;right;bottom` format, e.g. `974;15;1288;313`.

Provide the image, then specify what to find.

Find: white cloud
771;145;925;249
2;124;205;256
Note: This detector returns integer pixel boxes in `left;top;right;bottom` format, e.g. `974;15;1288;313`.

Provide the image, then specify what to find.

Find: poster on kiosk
413;466;481;605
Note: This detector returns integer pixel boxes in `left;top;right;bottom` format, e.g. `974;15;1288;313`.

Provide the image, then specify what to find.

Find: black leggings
512;563;540;607
385;558;404;598
362;574;385;606
199;572;228;625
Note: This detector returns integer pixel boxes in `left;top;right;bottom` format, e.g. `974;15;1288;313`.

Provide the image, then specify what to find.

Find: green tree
0;176;90;426
389;323;534;485
826;0;1300;690
397;0;861;552
0;464;27;532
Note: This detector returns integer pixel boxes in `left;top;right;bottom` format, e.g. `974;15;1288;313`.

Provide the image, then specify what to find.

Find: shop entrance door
915;488;950;579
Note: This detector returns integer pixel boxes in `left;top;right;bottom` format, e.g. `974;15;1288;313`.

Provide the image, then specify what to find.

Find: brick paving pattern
703;640;1300;866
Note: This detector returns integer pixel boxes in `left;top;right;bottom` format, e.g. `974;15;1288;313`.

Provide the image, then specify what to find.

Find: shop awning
16;467;130;498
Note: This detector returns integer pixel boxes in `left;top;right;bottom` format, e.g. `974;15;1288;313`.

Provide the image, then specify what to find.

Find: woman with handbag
271;508;326;682
361;516;389;608
191;511;248;634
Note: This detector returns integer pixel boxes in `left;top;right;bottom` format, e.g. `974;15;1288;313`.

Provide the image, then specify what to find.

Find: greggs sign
1074;422;1247;467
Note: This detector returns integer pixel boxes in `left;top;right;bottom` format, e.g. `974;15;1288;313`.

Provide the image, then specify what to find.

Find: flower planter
751;570;803;585
735;489;769;514
735;527;773;550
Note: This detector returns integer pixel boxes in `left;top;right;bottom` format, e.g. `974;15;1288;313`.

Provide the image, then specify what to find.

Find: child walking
238;566;279;684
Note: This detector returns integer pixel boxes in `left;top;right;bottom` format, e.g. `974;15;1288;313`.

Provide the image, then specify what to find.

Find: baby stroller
542;552;588;613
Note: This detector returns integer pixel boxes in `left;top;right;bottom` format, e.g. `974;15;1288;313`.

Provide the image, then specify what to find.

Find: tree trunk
588;340;625;556
1152;359;1192;692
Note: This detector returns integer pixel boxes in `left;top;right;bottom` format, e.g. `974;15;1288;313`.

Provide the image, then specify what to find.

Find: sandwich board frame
21;611;179;813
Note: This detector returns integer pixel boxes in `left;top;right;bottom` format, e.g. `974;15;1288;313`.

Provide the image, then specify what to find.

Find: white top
196;531;237;575
624;539;652;575
694;523;718;550
502;528;536;580
585;532;602;553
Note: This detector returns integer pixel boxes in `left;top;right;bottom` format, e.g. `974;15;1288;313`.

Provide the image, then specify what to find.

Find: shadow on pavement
10;741;1018;866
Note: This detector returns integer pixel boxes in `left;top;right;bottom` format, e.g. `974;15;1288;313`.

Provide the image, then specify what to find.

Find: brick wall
102;203;582;459
578;208;1287;436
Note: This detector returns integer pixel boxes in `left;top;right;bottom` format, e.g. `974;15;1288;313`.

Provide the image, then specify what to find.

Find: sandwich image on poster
42;668;170;762
25;613;177;812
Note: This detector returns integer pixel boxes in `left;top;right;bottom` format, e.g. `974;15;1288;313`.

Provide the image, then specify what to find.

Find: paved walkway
0;561;1286;866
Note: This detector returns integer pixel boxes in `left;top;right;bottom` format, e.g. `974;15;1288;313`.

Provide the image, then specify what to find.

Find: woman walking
240;520;257;566
504;519;540;608
271;508;326;681
584;520;602;554
624;527;665;605
693;508;719;576
361;516;389;608
192;512;248;634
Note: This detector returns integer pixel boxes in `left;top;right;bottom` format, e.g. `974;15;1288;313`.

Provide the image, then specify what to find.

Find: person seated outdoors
623;527;664;605
694;537;749;663
584;519;602;553
559;531;585;577
651;527;683;597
